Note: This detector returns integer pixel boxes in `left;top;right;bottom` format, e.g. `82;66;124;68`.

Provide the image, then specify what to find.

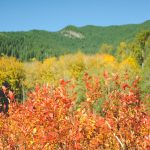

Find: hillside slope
0;20;150;60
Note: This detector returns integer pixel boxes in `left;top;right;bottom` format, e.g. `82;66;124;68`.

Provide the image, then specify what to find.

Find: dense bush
0;56;25;100
0;73;149;149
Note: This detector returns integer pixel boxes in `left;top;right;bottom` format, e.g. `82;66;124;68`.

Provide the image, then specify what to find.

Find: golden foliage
0;56;25;96
119;56;140;74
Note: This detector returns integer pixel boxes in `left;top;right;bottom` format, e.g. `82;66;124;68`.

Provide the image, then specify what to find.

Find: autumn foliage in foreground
0;73;150;150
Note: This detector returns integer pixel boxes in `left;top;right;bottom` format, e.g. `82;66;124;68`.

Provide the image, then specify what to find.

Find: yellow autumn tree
24;60;42;90
99;54;118;73
0;56;25;100
119;56;141;77
40;57;57;85
67;52;86;79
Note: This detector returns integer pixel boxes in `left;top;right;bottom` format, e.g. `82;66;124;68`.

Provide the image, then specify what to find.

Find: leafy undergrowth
0;73;150;150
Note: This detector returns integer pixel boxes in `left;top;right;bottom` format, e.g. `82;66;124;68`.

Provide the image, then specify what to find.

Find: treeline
0;21;150;61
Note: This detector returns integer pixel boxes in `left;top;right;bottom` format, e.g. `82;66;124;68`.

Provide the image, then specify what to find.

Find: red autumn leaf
121;83;130;90
96;117;105;127
103;70;108;79
47;132;58;141
75;132;83;141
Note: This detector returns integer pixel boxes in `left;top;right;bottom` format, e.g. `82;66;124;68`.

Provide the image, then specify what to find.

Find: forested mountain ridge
0;20;150;60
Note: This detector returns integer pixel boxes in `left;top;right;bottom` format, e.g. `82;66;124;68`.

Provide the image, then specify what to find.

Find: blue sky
0;0;150;31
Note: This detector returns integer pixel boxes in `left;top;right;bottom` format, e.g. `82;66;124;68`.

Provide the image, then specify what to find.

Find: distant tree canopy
0;21;150;61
